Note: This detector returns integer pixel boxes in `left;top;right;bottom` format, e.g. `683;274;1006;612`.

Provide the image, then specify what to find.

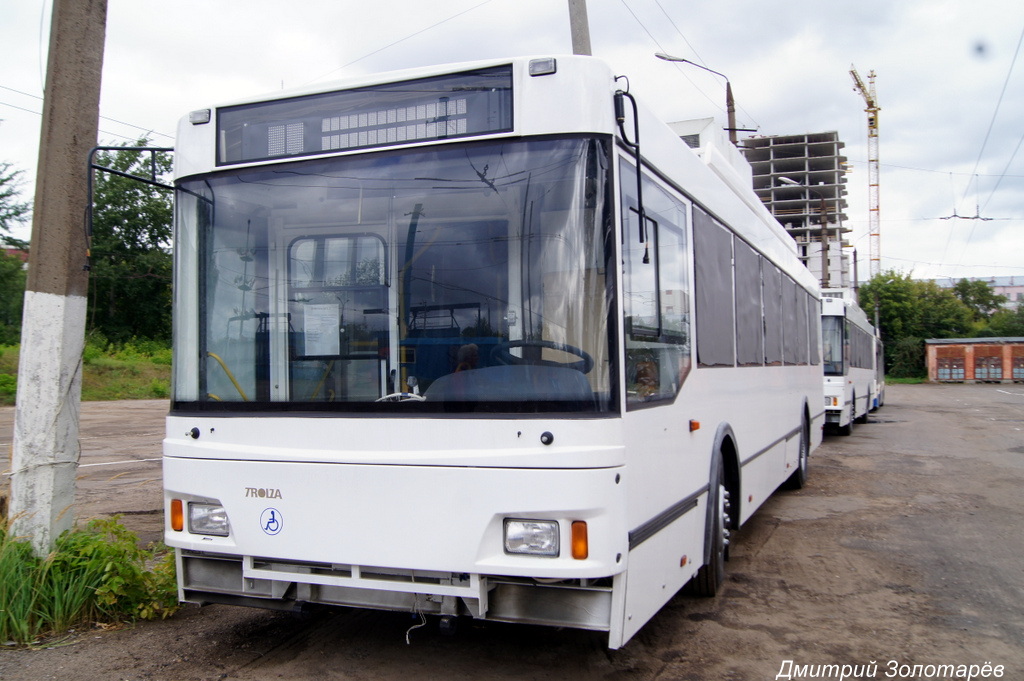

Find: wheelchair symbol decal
260;508;283;536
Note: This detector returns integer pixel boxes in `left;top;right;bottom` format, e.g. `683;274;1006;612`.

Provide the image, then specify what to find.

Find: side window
734;239;763;366
693;207;735;367
620;159;691;407
623;208;659;338
807;291;821;366
763;263;783;365
794;281;809;365
781;274;800;365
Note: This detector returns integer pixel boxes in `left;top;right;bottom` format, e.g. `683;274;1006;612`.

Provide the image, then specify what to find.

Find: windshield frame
171;135;619;416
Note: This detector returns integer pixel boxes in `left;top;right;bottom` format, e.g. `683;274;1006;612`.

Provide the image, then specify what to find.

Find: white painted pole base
9;290;87;555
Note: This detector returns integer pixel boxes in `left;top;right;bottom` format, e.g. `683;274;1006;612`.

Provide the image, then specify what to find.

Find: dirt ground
1;384;1022;681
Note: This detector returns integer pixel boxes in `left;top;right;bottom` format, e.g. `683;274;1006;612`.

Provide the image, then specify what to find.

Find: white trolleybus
164;55;824;648
821;291;880;435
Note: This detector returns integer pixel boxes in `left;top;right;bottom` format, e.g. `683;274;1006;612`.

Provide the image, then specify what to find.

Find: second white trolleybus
164;55;825;648
821;292;880;435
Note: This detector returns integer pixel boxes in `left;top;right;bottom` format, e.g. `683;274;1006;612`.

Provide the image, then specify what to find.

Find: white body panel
164;428;627;578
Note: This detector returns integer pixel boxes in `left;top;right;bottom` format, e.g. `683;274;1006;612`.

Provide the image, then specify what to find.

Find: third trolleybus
163;55;824;648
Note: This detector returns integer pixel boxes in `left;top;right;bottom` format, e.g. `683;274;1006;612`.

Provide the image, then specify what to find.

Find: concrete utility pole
567;0;592;56
10;0;107;556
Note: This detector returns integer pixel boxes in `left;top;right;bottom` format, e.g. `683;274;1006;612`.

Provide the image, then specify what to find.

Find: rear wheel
785;417;809;490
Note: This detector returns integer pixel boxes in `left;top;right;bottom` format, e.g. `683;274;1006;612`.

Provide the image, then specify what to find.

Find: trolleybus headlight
188;503;231;537
503;519;559;556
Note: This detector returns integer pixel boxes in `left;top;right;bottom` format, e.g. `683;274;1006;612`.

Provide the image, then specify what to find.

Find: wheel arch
703;422;740;566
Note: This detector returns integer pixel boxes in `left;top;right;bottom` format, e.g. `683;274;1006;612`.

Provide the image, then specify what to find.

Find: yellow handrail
309;361;334;401
207;352;249;401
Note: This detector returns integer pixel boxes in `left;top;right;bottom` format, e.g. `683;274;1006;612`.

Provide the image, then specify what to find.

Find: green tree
0;250;27;343
859;270;974;377
952;278;1007;321
88;141;173;345
0;162;29;342
0;161;31;249
987;305;1024;337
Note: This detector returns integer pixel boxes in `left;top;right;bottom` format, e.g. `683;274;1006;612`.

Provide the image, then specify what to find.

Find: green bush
0;517;178;646
0;372;15;397
112;338;171;362
83;333;107;365
889;336;927;378
149;347;172;365
148;378;170;398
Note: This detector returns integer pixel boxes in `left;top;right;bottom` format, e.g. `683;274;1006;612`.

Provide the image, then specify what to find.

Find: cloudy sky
2;0;1022;281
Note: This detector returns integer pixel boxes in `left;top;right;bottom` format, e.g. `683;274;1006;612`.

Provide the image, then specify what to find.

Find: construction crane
850;66;880;278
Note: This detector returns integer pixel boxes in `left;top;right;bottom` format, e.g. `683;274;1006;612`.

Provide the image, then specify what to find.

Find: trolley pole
10;0;107;556
567;0;592;56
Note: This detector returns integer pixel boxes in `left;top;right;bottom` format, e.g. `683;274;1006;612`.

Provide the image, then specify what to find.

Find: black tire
785;417;809;490
855;393;869;424
689;456;727;597
838;397;854;436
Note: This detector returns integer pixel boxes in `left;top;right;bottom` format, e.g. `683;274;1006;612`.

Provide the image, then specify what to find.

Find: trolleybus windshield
173;136;615;413
821;314;845;376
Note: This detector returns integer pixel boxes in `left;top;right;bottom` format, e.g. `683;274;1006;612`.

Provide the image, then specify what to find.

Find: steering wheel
490;340;594;374
375;392;426;403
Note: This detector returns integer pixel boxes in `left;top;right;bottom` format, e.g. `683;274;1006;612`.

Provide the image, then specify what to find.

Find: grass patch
80;356;170;401
0;342;171;405
886;376;926;384
0;517;178;646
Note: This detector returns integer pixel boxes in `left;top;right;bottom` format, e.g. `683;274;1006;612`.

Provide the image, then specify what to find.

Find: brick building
925;338;1024;383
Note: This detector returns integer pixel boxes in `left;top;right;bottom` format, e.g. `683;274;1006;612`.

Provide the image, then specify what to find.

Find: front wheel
837;396;854;436
688;456;728;597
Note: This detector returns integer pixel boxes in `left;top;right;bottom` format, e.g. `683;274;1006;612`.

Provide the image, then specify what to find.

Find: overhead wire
961;22;1024;209
0;84;174;141
301;0;499;86
885;254;1024;273
980;127;1024;213
0;99;150;144
928;21;1023;279
948;21;1024;277
650;0;761;130
615;0;725;116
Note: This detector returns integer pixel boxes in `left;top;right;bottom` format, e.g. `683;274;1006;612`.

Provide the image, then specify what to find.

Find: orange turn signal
171;499;184;531
571;521;588;560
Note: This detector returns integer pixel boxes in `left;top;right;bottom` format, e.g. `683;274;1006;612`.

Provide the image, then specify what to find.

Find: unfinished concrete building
741;132;851;288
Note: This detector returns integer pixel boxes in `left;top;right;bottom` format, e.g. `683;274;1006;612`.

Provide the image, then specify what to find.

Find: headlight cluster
189;503;231;536
504;519;560;556
170;499;231;537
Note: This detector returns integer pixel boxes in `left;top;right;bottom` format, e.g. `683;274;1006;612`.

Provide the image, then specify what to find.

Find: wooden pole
10;0;107;555
567;0;592;55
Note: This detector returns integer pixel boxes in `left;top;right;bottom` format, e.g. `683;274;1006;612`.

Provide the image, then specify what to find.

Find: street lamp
655;52;738;145
779;177;830;288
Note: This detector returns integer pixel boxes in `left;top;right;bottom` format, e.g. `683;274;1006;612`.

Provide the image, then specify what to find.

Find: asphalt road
1;384;1022;680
